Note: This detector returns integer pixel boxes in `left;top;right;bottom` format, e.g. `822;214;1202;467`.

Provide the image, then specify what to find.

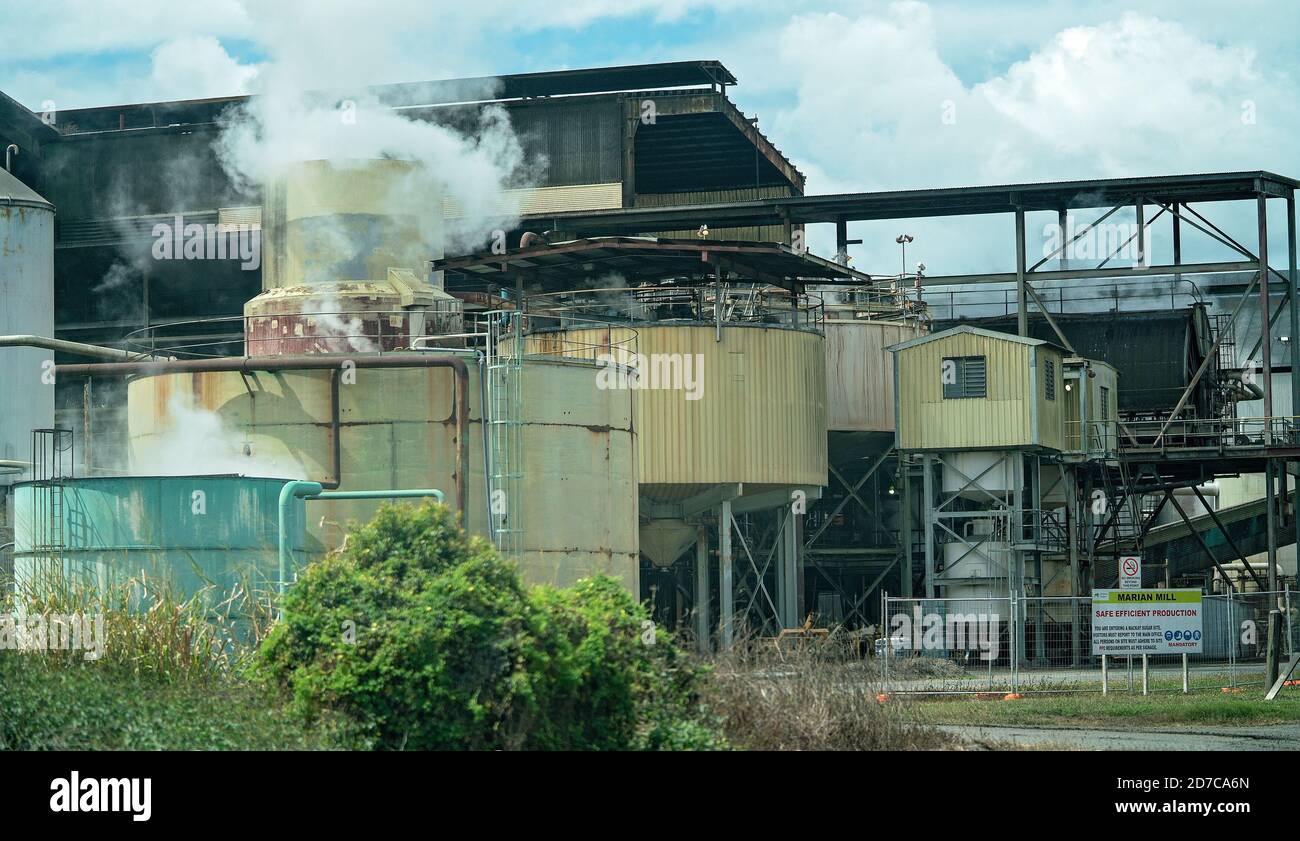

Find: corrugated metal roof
435;236;872;292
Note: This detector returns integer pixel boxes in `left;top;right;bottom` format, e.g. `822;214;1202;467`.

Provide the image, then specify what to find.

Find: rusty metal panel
126;359;638;591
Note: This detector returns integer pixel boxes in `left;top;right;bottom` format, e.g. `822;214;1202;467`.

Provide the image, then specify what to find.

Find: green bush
255;502;536;749
0;653;344;750
526;577;724;750
256;501;724;750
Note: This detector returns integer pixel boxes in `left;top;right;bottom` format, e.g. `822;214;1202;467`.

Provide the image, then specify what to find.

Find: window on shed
1044;359;1056;400
942;355;987;399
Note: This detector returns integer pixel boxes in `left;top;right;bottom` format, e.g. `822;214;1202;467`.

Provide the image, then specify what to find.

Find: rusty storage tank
124;160;638;591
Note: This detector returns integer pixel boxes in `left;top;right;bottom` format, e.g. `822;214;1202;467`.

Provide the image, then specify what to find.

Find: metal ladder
485;311;525;560
30;428;74;587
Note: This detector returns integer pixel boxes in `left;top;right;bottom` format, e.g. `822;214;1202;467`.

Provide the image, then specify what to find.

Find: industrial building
1;60;1298;658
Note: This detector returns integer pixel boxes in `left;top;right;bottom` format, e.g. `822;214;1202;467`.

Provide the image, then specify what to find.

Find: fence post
1010;594;1019;694
1287;588;1294;656
882;593;890;692
1141;654;1149;696
1102;654;1108;695
1228;593;1237;689
1182;653;1189;694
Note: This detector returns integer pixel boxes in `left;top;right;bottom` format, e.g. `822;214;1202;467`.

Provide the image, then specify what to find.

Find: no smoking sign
1119;555;1142;590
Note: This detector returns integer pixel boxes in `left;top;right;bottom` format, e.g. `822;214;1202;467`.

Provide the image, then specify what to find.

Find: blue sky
2;1;1296;274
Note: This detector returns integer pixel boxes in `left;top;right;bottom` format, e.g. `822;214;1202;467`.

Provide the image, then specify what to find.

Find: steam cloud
133;395;303;478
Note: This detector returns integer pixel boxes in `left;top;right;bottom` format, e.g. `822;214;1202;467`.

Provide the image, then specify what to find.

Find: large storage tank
125;355;639;590
824;319;925;433
12;475;301;595
527;323;826;502
0;168;55;477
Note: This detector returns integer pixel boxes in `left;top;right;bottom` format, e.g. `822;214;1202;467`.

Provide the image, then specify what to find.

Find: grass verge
913;690;1300;728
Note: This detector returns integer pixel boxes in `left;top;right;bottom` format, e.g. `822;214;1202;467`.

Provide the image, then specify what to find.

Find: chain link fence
880;590;1295;695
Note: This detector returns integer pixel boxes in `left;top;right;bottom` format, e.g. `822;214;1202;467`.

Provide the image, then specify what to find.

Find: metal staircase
485;311;525;560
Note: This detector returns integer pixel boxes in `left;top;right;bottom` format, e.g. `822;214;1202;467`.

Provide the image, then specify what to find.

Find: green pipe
277;482;445;598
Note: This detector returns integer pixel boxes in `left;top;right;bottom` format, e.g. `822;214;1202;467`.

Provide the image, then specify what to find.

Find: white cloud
740;6;1298;272
149;36;259;100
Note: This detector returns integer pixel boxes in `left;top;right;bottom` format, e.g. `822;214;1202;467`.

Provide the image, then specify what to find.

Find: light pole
895;234;913;292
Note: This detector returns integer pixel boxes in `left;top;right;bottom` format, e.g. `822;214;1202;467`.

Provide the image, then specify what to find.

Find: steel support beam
1190;485;1267;590
1259;193;1274;442
1167;491;1238;591
1015;206;1028;335
695;527;710;653
1289;194;1299;418
719;499;734;648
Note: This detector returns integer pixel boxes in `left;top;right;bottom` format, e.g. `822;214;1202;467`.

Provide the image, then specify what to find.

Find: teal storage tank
12;475;309;600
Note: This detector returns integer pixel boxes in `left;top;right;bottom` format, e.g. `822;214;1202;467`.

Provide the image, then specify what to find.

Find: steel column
1289;194;1299;418
719;499;733;647
695;527;710;653
1015;206;1028;336
1259;193;1274;440
922;454;936;597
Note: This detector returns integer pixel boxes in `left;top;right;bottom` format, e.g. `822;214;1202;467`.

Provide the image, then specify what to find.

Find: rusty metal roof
433;236;872;292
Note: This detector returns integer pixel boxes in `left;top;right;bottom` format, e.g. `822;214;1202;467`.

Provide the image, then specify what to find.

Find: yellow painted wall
896;332;1034;450
1033;346;1067;451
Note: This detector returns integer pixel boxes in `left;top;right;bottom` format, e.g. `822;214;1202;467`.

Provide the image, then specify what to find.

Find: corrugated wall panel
897;333;1032;450
535;325;826;493
825;320;925;432
1041;347;1065;450
636;186;794;242
443;182;623;218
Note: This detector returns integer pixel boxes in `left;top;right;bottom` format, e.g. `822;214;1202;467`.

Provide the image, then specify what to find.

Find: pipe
55;353;469;515
323;368;341;490
277;481;445;597
0;334;137;361
5;144;16;172
476;350;494;540
1222;370;1265;402
279;480;322;598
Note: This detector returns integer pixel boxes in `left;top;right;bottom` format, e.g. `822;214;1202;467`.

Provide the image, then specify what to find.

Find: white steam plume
215;46;537;259
133;395;304;478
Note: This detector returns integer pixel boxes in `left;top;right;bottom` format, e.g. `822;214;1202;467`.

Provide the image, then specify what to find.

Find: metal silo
0;168;55;480
112;159;639;593
520;279;830;643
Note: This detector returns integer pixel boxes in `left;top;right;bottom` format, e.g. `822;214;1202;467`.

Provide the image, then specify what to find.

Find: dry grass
7;570;277;682
700;634;958;750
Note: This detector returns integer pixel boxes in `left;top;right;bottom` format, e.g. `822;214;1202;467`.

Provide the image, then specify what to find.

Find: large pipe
55;354;470;515
0;334;137;361
277;480;444;597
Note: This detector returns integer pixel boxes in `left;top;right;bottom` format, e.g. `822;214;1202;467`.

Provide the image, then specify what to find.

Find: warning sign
1091;589;1203;655
1119;555;1142;590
